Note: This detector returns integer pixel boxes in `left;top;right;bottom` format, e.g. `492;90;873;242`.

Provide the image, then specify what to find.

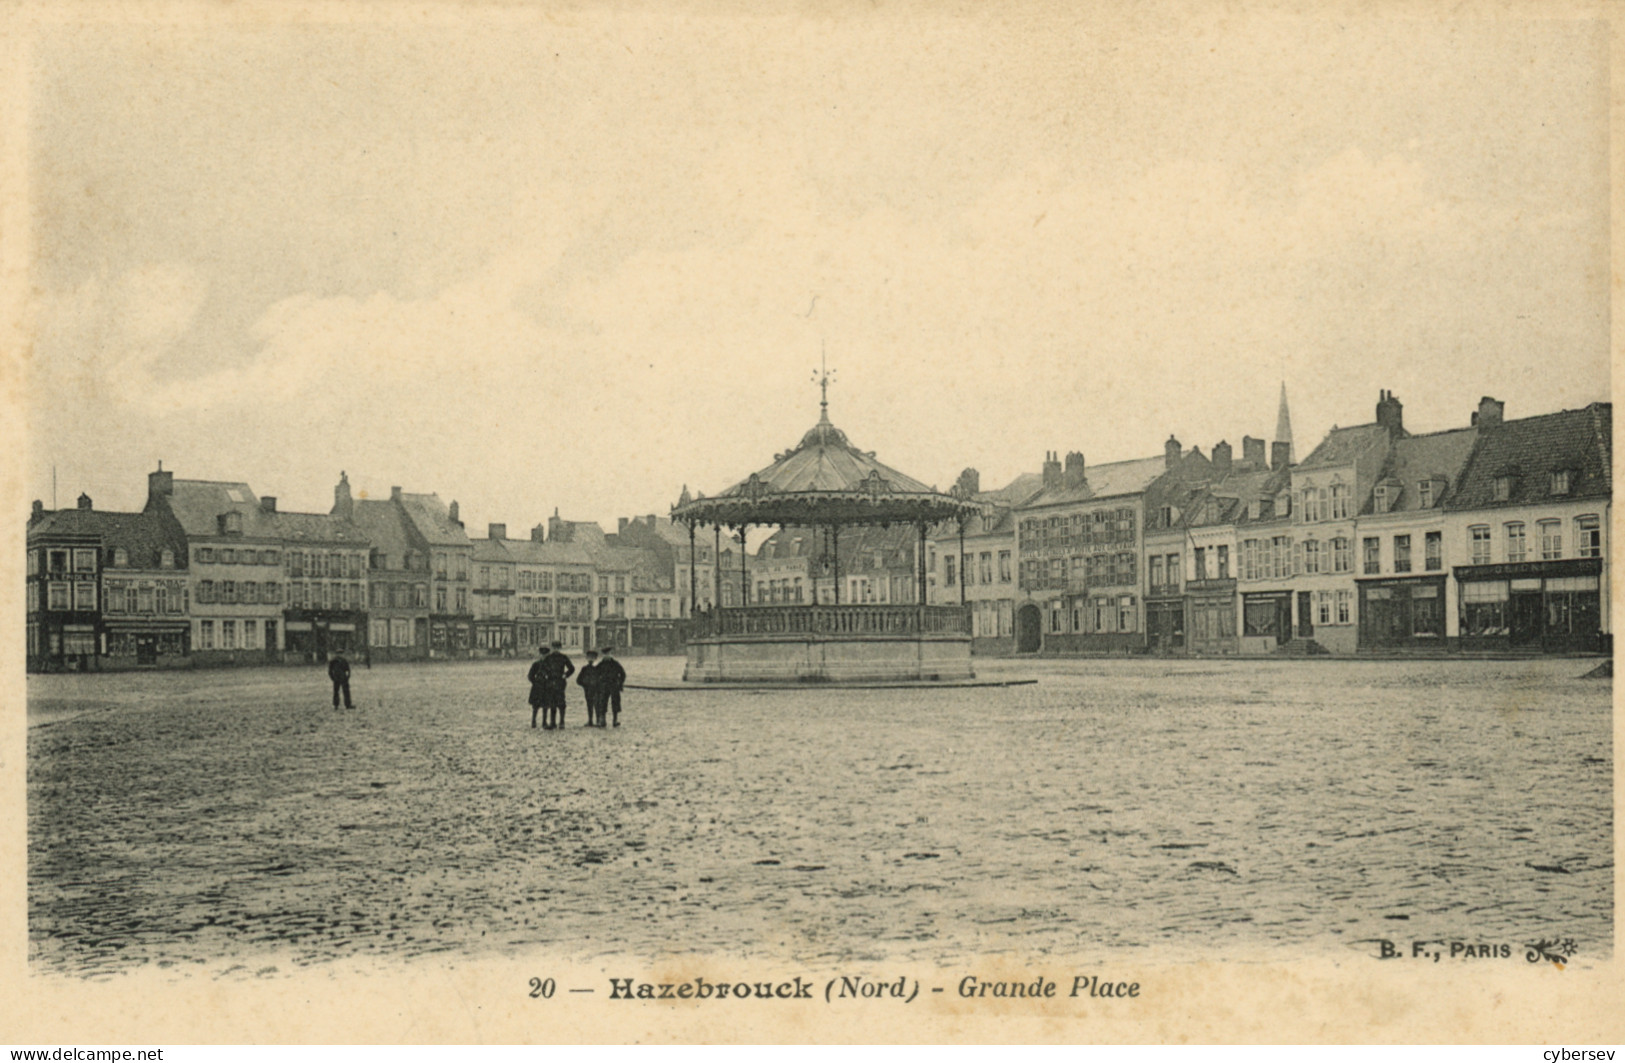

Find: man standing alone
598;646;626;727
328;652;353;710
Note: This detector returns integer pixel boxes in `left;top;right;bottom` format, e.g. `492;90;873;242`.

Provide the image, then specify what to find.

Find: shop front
284;611;365;661
1454;558;1604;653
1145;596;1186;654
1357;575;1446;650
1186;579;1238;654
103;618;189;667
1240;590;1293;654
474;620;516;656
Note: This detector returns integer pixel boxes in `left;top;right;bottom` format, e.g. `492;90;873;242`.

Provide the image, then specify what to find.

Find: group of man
527;642;626;729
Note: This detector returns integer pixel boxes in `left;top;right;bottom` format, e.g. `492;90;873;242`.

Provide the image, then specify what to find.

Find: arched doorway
1016;604;1042;653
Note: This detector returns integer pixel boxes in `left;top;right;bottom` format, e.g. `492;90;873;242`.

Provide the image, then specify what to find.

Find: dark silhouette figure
577;649;603;727
598;646;626;727
541;641;575;729
328;653;353;709
527;647;553;729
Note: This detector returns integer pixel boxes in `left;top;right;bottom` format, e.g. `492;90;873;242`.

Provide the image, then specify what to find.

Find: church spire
1275;382;1293;448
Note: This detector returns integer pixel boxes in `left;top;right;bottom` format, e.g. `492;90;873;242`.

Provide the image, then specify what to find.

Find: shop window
1243;598;1279;637
1460;581;1509;636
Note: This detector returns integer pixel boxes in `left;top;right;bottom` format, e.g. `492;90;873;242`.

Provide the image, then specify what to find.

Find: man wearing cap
526;644;553;729
598;646;626;728
542;640;574;729
576;649;603;727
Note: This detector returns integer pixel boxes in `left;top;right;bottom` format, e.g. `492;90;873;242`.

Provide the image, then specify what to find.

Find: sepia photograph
3;0;1619;1044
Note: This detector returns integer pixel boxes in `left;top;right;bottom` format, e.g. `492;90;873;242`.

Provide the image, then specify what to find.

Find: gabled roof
1448;403;1611;511
1296;424;1394;471
1366;427;1478;514
1021;455;1167;509
398;492;471;547
160;479;279;538
351;498;415;561
977;472;1044;507
271;510;370;545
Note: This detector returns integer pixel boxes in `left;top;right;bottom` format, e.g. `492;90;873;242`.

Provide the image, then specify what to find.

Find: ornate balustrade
689;604;970;639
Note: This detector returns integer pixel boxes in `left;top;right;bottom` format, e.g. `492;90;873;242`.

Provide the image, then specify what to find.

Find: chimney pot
77;492;92;510
390;486;403;502
489;523;506;540
1242;436;1266;467
531;524;546;542
448;500;460;525
618;517;629;534
1212;441;1233;475
148;468;174;502
1271;440;1293;470
260;496;277;513
30;499;44;524
1165;435;1182;469
1475;396;1504;428
1064;451;1087;489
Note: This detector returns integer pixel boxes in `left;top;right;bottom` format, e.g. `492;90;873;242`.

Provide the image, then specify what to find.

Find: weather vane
812;341;837;420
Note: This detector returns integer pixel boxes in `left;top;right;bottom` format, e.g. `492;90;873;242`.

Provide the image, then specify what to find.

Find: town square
28;654;1610;976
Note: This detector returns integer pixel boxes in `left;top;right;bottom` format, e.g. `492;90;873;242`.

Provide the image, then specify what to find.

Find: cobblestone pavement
28;656;1611;976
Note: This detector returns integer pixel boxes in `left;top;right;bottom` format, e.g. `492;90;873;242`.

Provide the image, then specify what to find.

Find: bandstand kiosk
673;382;980;683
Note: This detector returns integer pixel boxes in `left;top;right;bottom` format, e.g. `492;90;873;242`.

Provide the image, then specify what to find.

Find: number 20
529;977;555;999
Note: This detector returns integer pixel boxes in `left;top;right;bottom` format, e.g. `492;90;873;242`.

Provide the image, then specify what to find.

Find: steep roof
1367;426;1479;513
397;492;471;548
1448;403;1611;511
471;537;516;564
271;510;370;546
977;472;1044;507
29;507;187;567
160;479;279;539
1296;424;1393;471
1021;455;1167;509
351;498;415;561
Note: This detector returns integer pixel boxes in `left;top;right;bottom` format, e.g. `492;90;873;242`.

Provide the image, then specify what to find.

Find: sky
20;4;1611;534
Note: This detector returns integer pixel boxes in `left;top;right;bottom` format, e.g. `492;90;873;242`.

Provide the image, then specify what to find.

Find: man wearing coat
526;645;553;729
542;640;574;729
576;649;603;727
597;646;626;727
328;652;353;710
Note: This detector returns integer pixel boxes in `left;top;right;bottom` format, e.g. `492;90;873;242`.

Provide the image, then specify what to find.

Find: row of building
26;469;718;671
925;391;1610;656
25;388;1612;671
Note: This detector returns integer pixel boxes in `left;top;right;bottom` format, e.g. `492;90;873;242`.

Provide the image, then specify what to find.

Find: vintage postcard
2;0;1620;1044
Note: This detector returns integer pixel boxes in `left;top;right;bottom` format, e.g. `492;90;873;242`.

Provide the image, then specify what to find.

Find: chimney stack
1242;436;1266;467
1164;435;1182;470
1472;396;1505;428
1271;441;1292;470
548;510;566;541
1376;390;1405;439
260;496;277;514
1063;451;1087;489
30;500;43;525
390;486;403;502
489;523;506;540
1041;451;1063;490
332;471;353;520
531;524;546;543
448;500;460;526
148;467;174;503
618;517;629;534
1212;440;1233;475
76;492;92;510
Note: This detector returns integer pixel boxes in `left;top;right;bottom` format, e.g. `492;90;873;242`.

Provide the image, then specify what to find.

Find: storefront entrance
1016;604;1042;653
